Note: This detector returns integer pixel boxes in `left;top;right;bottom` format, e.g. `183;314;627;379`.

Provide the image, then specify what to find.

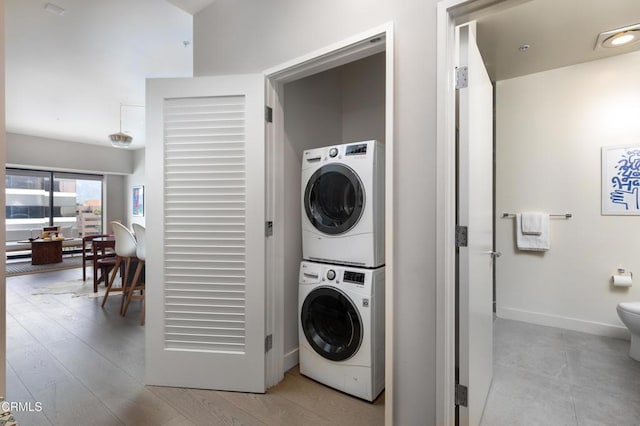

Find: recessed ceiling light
44;2;66;16
609;32;636;46
595;23;640;50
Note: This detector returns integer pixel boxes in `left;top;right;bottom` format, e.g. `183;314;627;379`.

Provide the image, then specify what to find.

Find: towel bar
501;212;572;219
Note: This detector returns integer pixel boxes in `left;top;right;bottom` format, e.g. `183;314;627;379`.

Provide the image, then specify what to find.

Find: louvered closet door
145;75;266;392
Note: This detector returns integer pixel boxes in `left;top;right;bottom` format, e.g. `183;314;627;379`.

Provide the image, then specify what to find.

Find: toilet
617;302;640;361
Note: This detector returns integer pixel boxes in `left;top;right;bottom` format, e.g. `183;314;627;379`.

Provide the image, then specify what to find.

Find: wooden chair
123;223;146;325
101;222;137;313
82;234;113;282
93;238;117;292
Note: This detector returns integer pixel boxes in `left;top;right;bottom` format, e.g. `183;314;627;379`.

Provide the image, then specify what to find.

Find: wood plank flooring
6;268;385;425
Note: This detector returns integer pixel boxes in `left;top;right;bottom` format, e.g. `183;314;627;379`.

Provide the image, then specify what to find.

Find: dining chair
123;223;146;325
94;238;118;293
101;222;137;313
82;234;113;281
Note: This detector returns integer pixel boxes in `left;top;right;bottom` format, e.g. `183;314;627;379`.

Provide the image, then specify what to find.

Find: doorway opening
439;0;640;424
265;23;394;422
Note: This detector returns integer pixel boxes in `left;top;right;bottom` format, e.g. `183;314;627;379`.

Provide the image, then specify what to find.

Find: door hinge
455;66;468;89
265;221;273;237
265;106;273;123
455;384;468;407
265;334;273;353
455;225;468;248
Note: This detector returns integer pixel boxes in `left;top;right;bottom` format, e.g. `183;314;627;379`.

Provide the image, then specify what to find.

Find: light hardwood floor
6;267;385;425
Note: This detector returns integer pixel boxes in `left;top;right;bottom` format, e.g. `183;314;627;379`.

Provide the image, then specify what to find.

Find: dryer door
304;163;364;235
301;286;362;361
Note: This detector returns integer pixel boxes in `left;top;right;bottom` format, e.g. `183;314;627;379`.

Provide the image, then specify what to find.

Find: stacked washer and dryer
298;140;385;402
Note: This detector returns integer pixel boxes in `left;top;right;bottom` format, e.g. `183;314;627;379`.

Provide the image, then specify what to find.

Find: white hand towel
521;212;544;235
516;213;550;251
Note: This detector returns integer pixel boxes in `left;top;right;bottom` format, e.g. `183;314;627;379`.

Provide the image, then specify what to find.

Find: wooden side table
31;240;63;265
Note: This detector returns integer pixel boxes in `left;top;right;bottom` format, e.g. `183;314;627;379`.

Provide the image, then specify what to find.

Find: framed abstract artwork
132;185;144;217
602;145;640;215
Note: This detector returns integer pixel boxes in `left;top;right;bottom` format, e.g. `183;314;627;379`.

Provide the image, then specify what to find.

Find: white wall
125;149;146;228
496;51;640;338
194;3;435;421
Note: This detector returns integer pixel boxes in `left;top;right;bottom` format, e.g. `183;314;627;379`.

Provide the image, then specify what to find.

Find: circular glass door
304;163;364;235
301;286;362;361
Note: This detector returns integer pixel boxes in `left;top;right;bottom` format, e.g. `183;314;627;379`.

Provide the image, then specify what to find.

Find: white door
145;75;266;393
456;22;494;425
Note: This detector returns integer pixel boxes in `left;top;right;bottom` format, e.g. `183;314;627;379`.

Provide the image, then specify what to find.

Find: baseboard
283;348;299;372
497;306;630;340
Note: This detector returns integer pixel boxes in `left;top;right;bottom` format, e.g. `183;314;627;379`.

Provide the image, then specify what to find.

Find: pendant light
109;104;133;148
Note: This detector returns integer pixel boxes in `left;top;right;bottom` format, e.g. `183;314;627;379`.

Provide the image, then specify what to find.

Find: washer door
304;163;364;235
301;286;362;361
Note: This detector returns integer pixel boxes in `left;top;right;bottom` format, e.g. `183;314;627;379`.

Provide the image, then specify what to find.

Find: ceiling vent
44;3;66;16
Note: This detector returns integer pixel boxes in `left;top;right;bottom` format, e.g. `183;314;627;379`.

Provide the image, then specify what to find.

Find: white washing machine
298;261;384;401
301;140;384;268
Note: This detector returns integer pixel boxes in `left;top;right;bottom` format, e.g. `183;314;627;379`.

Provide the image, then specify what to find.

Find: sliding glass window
6;168;104;242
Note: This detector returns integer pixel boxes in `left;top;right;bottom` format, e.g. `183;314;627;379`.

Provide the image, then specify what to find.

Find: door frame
436;0;510;424
263;22;394;425
0;0;6;398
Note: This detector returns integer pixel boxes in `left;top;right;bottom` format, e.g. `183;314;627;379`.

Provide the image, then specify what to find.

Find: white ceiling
7;0;640;149
167;0;217;15
476;0;640;81
6;0;195;149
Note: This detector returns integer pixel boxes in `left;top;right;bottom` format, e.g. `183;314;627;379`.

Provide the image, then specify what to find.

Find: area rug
31;279;107;298
6;256;83;277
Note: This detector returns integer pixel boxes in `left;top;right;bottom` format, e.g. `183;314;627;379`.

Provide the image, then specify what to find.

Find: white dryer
298;261;384;401
301;140;384;268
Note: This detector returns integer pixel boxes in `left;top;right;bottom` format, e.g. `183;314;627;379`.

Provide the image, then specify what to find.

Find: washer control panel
300;261;372;289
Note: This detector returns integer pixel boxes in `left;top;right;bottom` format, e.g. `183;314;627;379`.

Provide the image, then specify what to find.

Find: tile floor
481;318;640;426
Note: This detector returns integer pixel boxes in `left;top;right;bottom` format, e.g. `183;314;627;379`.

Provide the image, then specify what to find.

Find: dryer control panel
343;270;365;284
345;143;368;156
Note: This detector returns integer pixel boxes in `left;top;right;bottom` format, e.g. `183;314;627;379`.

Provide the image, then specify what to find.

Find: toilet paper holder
613;268;633;287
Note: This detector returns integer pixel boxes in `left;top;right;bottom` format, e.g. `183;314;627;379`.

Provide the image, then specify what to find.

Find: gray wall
194;2;437;422
7;132;133;175
282;68;344;366
105;175;125;234
282;53;386;368
7;131;132;235
341;53;386;144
